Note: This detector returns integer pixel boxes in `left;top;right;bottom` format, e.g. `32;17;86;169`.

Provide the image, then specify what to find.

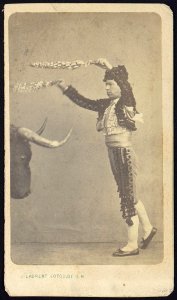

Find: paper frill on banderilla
30;60;94;69
13;60;96;93
13;81;55;93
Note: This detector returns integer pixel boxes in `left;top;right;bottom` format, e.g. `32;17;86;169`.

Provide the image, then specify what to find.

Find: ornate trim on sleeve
64;85;110;112
116;104;137;131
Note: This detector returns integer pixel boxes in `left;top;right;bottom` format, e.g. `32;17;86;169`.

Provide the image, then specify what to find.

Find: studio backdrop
9;12;162;244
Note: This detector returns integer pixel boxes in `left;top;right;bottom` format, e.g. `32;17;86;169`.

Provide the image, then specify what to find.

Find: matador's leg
135;201;153;239
108;147;140;253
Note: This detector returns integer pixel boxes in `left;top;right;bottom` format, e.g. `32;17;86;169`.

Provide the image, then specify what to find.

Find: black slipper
140;227;157;249
112;248;139;257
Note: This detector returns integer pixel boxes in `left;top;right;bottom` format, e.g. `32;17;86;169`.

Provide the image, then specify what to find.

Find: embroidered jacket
64;86;137;131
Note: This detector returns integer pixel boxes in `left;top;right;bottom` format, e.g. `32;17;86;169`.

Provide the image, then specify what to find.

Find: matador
53;58;157;257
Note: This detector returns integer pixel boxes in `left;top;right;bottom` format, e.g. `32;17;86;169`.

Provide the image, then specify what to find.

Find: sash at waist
105;132;132;147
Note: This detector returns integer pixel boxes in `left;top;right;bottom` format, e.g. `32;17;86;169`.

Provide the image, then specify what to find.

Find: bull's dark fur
10;125;32;199
10;121;72;199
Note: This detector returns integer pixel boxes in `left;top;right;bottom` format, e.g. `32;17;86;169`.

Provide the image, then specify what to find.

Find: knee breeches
107;146;138;226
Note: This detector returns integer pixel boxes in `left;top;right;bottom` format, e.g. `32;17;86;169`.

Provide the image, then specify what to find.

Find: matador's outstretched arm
52;79;110;112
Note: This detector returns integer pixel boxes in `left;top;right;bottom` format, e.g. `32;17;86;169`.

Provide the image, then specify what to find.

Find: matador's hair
103;65;137;109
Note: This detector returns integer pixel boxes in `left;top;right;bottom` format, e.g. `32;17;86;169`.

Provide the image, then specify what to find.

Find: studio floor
11;241;163;265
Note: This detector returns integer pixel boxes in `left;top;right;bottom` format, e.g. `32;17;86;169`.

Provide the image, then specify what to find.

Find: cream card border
4;3;173;297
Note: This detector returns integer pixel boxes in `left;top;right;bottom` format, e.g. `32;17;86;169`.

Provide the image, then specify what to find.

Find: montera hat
103;65;129;84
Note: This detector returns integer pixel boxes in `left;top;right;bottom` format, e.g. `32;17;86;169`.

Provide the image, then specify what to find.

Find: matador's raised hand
51;79;68;92
91;58;113;70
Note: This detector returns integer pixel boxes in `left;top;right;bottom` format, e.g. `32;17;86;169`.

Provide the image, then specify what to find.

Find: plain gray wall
9;12;162;244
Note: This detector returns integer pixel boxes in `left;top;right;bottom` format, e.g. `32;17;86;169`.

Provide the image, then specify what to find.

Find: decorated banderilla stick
13;60;99;93
13;81;55;93
30;59;96;70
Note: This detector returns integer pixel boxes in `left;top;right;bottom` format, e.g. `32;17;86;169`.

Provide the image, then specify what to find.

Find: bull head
10;119;72;199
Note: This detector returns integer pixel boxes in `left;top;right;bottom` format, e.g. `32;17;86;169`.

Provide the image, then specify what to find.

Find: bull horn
36;118;48;135
17;127;72;148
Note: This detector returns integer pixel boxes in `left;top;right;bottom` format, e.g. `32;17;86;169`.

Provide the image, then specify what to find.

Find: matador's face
105;80;121;99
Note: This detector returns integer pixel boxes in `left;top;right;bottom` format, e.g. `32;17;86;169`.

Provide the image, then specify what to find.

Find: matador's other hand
51;79;68;92
92;58;113;70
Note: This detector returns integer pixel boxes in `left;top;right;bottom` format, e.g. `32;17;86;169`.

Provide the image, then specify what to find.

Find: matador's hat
103;65;129;84
103;65;137;107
